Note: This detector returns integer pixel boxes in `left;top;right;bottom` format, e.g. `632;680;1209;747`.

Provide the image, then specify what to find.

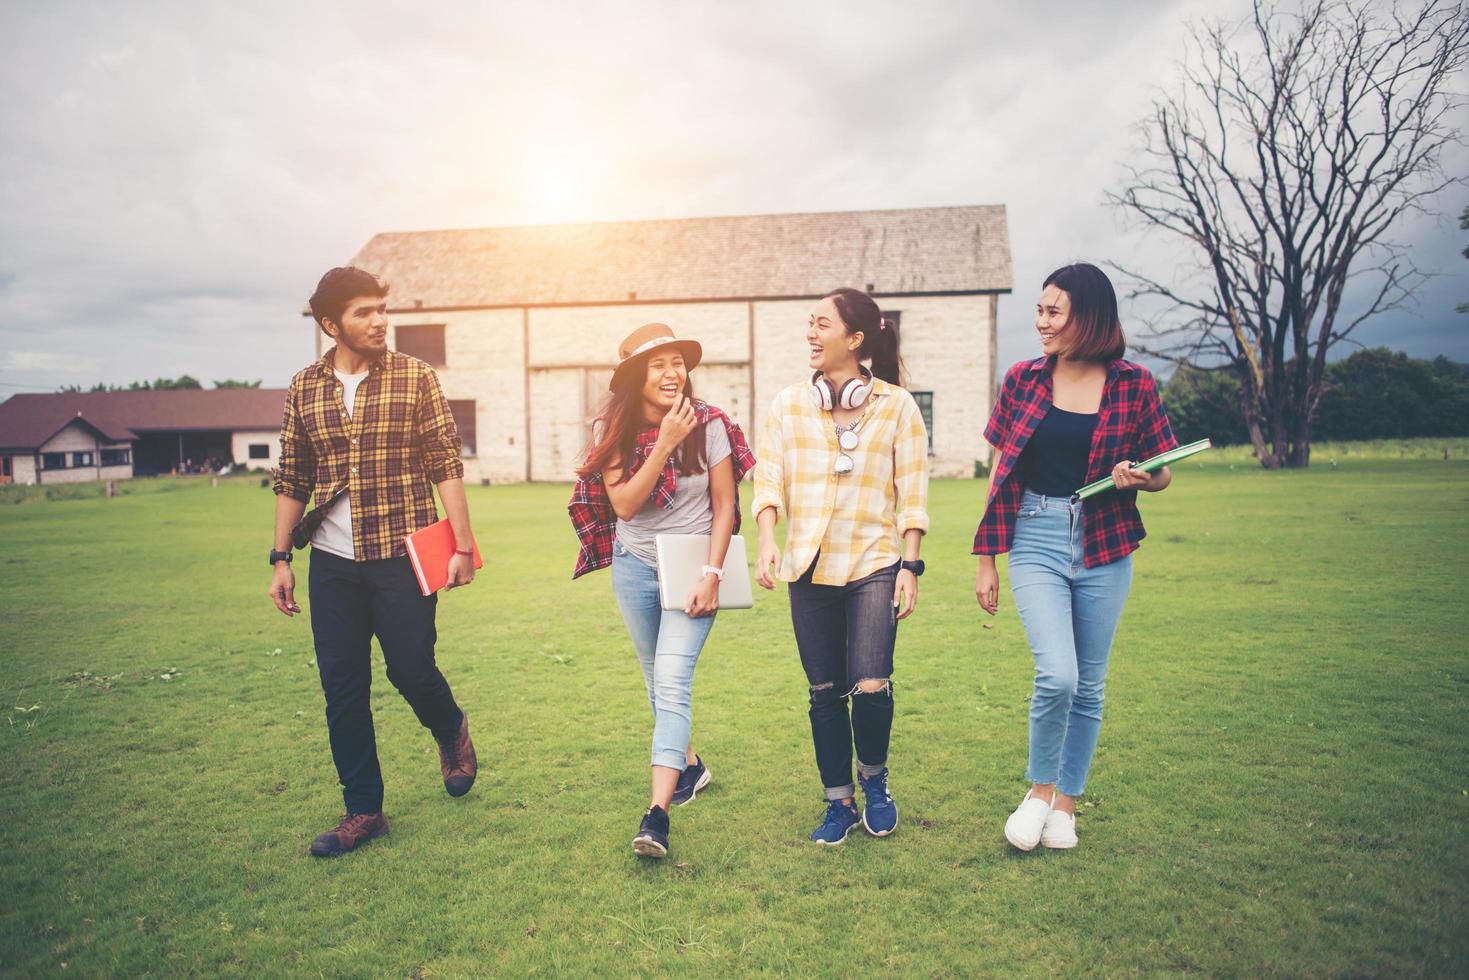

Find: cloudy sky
1;0;1465;396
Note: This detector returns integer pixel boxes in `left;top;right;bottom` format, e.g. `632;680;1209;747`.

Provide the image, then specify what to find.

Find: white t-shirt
311;368;370;560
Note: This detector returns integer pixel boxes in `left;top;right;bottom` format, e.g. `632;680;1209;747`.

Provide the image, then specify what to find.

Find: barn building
329;205;1012;483
0;388;289;484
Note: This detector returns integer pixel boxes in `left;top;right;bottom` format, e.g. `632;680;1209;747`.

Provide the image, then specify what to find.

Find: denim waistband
1021;488;1080;510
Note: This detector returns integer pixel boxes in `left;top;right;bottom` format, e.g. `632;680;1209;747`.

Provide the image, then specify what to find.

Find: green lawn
2;458;1466;976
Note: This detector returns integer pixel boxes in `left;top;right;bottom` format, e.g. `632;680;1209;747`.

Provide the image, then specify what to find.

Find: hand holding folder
1075;439;1212;500
404;519;483;596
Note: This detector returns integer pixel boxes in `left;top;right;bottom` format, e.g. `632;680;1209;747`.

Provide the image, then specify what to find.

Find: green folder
1075;438;1213;500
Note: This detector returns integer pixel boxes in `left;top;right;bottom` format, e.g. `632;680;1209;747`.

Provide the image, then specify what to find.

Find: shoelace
822;801;855;831
439;732;461;770
338;813;375;835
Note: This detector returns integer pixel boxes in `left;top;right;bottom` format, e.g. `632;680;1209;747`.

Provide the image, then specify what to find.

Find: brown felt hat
609;323;703;390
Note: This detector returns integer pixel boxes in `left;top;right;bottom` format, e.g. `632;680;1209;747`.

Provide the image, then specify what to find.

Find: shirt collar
315;346;389;377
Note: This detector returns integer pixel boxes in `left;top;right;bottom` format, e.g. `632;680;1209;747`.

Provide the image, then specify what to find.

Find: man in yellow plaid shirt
267;266;479;858
753;287;930;846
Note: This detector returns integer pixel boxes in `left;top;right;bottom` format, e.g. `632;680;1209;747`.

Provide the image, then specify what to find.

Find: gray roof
0;389;289;451
346;205;1011;310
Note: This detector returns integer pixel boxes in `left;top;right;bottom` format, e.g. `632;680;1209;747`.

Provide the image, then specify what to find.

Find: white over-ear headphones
808;365;874;411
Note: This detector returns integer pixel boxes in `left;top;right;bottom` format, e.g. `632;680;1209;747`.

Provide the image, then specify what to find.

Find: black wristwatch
269;549;293;566
899;559;925;577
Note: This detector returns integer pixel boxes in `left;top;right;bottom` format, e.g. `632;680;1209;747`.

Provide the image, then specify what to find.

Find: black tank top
1019;406;1098;497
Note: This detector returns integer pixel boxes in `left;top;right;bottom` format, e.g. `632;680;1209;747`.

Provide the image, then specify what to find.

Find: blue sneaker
671;756;711;806
809;800;861;845
632;805;669;859
858;768;898;837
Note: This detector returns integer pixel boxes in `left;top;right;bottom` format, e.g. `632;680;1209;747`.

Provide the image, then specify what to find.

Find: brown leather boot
309;811;389;857
436;712;477;797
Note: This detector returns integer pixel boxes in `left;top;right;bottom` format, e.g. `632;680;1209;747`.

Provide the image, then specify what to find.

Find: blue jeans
611;540;716;771
1008;490;1132;798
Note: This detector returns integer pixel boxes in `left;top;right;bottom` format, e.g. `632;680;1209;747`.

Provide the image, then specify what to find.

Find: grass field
2;455;1467;976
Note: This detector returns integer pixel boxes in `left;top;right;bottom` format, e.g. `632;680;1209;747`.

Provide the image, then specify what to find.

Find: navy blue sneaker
633;805;670;859
809;800;861;845
858;768;898;837
671;756;711;806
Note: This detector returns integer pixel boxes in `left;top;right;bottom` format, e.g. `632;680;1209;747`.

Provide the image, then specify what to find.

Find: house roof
0;388;289;451
345;205;1012;310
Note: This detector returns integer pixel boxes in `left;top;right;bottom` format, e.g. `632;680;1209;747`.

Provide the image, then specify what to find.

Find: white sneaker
1040;807;1078;849
1004;789;1052;851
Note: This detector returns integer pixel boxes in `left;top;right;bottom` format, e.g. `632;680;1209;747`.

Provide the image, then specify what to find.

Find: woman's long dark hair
575;369;707;483
824;287;904;386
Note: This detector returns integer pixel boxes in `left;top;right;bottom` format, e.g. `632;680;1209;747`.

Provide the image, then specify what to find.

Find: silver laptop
654;534;754;611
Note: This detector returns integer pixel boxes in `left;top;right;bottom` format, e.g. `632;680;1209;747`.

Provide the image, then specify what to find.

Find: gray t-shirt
616;418;732;566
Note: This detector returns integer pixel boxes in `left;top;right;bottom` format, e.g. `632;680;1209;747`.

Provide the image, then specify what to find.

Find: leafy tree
126;376;202;390
212;379;262;388
1161;366;1254;445
1315;348;1469;439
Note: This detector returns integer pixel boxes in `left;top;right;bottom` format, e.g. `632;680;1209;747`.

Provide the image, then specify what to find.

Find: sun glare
527;165;581;223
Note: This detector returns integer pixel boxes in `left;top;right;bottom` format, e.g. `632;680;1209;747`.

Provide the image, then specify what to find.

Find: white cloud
0;0;1463;397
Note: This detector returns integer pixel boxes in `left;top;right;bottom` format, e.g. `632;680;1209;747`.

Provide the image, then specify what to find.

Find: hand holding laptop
654;534;754;613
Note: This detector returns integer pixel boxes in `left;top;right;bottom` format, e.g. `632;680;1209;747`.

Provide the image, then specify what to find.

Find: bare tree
1110;0;1469;467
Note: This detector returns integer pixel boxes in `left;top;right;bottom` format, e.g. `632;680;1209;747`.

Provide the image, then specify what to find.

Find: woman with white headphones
753;287;931;845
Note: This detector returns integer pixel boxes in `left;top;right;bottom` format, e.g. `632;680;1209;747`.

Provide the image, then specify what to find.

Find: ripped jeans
788;559;899;800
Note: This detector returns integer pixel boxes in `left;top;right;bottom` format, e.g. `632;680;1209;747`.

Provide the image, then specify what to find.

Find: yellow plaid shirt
752;377;930;585
273;347;464;561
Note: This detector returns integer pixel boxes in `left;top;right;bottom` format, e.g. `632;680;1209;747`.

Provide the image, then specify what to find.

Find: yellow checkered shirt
752;377;930;586
273;348;464;561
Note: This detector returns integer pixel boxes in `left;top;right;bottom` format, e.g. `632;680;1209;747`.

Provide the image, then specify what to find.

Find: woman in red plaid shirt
972;263;1179;852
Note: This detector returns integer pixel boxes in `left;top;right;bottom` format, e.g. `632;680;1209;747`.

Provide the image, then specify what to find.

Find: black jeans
788;560;899;800
308;549;463;814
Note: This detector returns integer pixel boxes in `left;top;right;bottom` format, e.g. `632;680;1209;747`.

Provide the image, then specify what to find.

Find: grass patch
1203;435;1469;463
1;462;1466;975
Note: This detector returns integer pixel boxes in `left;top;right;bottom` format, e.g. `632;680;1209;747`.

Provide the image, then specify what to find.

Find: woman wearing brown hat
569;323;756;859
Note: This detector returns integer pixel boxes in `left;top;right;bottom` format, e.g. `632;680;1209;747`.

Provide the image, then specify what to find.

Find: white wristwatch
701;564;725;581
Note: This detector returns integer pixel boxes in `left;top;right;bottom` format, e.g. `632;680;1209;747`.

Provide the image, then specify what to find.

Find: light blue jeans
1008;489;1133;798
611;540;716;771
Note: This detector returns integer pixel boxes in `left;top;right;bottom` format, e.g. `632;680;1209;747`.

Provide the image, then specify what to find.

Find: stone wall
370;293;996;483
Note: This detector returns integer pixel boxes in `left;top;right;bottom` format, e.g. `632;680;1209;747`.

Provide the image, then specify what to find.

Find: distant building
0;388;288;485
336;205;1012;482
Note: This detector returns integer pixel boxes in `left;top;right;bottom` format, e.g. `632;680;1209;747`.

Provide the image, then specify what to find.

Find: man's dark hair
1041;263;1126;362
308;267;389;331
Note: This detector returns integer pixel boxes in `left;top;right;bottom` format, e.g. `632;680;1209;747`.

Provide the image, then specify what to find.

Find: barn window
72;451;94;467
395;324;446;367
450;400;476;456
101;448;131;466
42;452;67;469
248;444;270;459
912;390;934;453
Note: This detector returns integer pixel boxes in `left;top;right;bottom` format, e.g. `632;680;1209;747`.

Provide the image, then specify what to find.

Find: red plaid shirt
973;357;1178;568
567;401;756;579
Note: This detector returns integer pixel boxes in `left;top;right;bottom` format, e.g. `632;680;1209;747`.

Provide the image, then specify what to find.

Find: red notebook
404;519;483;595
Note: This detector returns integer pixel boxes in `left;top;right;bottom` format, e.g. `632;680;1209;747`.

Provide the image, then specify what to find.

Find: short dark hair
1042;263;1125;362
308;267;389;331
